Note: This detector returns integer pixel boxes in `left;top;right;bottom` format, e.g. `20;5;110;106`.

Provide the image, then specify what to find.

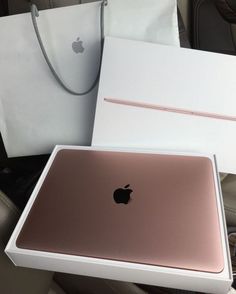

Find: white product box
5;145;232;294
92;37;236;174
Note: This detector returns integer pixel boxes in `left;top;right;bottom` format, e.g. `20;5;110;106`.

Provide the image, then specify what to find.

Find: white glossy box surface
92;37;236;174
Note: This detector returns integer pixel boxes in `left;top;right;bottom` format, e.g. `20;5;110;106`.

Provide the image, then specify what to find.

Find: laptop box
92;37;236;174
5;145;232;293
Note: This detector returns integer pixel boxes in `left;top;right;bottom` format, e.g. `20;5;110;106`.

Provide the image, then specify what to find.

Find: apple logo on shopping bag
72;37;84;54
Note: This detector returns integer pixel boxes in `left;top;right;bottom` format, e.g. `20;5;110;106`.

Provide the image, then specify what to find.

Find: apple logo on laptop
72;37;84;54
113;184;133;205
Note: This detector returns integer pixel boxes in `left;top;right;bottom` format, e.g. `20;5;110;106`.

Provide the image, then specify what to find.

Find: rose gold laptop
16;148;224;273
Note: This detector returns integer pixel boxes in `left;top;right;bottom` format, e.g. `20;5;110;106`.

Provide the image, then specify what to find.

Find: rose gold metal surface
104;97;236;122
16;149;224;273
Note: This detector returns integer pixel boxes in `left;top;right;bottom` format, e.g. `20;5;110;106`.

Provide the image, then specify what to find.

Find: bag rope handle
30;1;106;96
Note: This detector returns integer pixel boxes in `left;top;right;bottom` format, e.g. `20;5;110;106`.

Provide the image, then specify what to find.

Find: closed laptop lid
16;148;224;273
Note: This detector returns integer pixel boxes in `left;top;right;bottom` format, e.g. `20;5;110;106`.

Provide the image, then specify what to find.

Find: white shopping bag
104;0;180;46
0;1;102;157
0;0;180;157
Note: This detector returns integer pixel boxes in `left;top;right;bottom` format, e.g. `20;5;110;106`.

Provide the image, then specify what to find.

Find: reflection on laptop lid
16;148;224;273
